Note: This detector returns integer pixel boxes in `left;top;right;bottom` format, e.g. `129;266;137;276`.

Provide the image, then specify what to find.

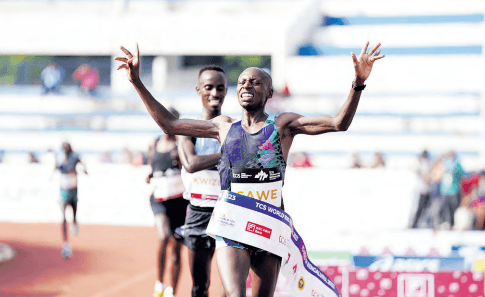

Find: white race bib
182;169;220;206
231;167;283;207
152;170;185;201
60;173;77;190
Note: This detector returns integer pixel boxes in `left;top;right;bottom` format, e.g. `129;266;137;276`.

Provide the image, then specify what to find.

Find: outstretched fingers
117;64;129;71
351;52;359;65
114;57;129;63
368;43;381;56
120;46;133;59
371;54;385;62
360;41;369;56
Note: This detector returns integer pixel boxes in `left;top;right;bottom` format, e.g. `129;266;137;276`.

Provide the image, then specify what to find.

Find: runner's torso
58;153;79;190
182;137;221;207
218;114;286;208
151;138;184;201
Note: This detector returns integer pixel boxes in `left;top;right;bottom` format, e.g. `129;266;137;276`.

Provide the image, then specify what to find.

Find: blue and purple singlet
218;114;286;208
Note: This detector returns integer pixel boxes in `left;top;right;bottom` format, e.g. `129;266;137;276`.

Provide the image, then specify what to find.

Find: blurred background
1;0;485;296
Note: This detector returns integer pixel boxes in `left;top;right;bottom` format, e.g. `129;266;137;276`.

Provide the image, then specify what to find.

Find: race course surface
0;222;223;297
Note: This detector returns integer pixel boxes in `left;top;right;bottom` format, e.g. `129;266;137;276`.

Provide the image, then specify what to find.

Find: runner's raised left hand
351;42;385;81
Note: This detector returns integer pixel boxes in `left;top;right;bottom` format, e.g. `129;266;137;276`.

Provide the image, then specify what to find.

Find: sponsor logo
232;172;240;178
398;274;434;297
293;264;298;274
311;290;322;297
215;212;235;227
259;139;274;150
298;277;305;290
245;221;272;239
240;172;252;179
354;255;464;272
269;170;281;181
286;252;291;264
279;235;288;246
255;170;268;181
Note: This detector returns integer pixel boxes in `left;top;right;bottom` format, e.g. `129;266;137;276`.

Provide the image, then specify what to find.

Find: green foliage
223;55;271;85
0;55;52;85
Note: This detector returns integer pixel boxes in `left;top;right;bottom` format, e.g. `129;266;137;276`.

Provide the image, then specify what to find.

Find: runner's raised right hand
114;43;140;84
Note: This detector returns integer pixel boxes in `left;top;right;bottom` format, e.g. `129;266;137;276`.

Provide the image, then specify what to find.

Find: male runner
176;65;227;297
116;41;384;297
147;107;189;297
56;142;87;259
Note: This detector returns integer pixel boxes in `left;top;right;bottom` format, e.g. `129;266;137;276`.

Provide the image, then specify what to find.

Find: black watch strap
352;83;366;91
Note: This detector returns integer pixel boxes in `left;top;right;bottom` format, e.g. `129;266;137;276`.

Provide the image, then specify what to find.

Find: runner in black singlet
147;107;190;297
116;42;384;297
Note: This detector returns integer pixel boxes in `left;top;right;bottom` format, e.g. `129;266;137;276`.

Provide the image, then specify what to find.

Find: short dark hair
198;65;226;78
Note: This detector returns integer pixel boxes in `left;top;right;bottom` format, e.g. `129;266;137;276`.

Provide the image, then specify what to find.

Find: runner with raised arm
115;41;384;297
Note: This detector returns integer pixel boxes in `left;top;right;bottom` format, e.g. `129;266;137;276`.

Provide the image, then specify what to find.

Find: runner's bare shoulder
211;115;235;126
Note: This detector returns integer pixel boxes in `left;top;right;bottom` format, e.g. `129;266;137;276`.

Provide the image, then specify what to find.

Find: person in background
119;148;133;164
411;150;432;228
350;152;362;168
291;152;314;168
100;151;113;163
72;64;99;97
55;142;87;258
146;107;189;297
370;151;386;168
131;151;146;167
28;151;39;163
439;151;467;229
41;62;63;95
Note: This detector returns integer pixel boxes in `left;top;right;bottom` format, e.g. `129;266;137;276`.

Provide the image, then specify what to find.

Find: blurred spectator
350;152;362;168
472;171;485;230
411;150;432;228
280;82;291;98
72;64;99;97
370;151;386;168
0;150;4;163
131;151;146;167
454;173;482;231
439;151;467;229
28;151;39;163
419;159;445;229
291;152;313;168
119;148;133;164
100;151;113;163
41;62;63;95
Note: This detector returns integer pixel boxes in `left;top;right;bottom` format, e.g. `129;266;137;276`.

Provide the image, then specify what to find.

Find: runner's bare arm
279;42;385;136
114;44;220;139
177;136;221;173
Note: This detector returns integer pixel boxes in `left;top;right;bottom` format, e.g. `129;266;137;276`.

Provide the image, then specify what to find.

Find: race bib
60;173;77;190
182;169;220;201
152;170;185;201
231;167;282;207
